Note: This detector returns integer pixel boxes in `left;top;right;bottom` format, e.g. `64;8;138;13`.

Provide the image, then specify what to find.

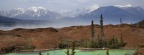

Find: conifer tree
71;41;76;55
119;34;126;47
120;18;123;27
100;14;105;47
90;20;95;47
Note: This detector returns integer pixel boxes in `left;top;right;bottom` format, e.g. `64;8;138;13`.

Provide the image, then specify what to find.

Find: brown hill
135;20;144;27
0;24;144;53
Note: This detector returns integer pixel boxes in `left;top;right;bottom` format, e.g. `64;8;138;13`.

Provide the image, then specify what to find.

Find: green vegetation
65;48;70;55
87;14;126;49
99;14;105;48
90;20;95;48
58;43;68;48
46;51;50;55
71;41;76;55
87;35;126;49
106;36;126;49
39;52;42;55
1;46;16;53
65;41;76;55
23;45;36;50
98;14;106;48
58;37;69;48
57;14;127;49
106;49;109;55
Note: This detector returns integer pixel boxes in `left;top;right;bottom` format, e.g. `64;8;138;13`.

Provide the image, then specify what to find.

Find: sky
0;0;144;11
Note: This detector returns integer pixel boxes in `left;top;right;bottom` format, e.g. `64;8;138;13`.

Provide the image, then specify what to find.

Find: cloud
0;0;143;11
17;0;28;2
76;0;89;3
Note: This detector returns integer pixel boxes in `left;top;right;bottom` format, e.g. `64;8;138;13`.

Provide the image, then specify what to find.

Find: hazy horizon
0;0;143;30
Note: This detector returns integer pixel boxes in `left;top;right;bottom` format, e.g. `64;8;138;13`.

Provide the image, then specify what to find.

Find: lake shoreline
1;48;136;55
2;47;136;53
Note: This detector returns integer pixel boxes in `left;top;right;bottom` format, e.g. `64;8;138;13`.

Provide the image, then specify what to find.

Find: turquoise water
2;49;135;55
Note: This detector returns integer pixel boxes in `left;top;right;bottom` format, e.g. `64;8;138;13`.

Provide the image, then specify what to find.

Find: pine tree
120;18;123;27
71;41;76;55
119;34;126;47
100;14;105;47
90;20;95;48
97;34;100;48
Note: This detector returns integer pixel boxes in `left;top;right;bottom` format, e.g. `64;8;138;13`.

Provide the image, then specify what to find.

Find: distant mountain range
0;7;62;20
77;6;144;23
0;5;144;26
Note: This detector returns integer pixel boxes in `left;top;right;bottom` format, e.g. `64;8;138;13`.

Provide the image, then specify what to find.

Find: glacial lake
2;49;135;55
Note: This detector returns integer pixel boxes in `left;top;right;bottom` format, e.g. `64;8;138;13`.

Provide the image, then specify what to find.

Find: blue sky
0;0;144;11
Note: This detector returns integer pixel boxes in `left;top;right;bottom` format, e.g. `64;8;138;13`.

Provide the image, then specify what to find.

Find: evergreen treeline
58;14;126;49
88;14;126;49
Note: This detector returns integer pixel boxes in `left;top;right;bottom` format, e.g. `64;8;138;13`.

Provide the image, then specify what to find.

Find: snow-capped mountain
85;5;100;13
114;4;133;8
118;6;144;15
114;4;144;14
59;5;99;17
75;5;144;23
0;5;144;24
0;7;62;20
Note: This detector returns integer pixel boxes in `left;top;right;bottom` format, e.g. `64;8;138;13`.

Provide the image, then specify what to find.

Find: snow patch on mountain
85;5;99;13
114;4;133;8
14;8;25;14
0;7;62;20
27;6;47;12
59;5;99;17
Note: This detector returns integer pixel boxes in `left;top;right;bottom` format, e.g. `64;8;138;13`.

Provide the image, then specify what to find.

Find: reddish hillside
0;24;144;53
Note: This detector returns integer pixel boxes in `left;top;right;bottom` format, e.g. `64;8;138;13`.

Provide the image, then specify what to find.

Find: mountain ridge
0;6;144;24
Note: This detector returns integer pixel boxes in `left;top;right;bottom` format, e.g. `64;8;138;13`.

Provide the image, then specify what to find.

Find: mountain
119;6;144;18
0;6;144;24
59;5;99;17
0;7;62;20
75;6;144;24
0;15;47;27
